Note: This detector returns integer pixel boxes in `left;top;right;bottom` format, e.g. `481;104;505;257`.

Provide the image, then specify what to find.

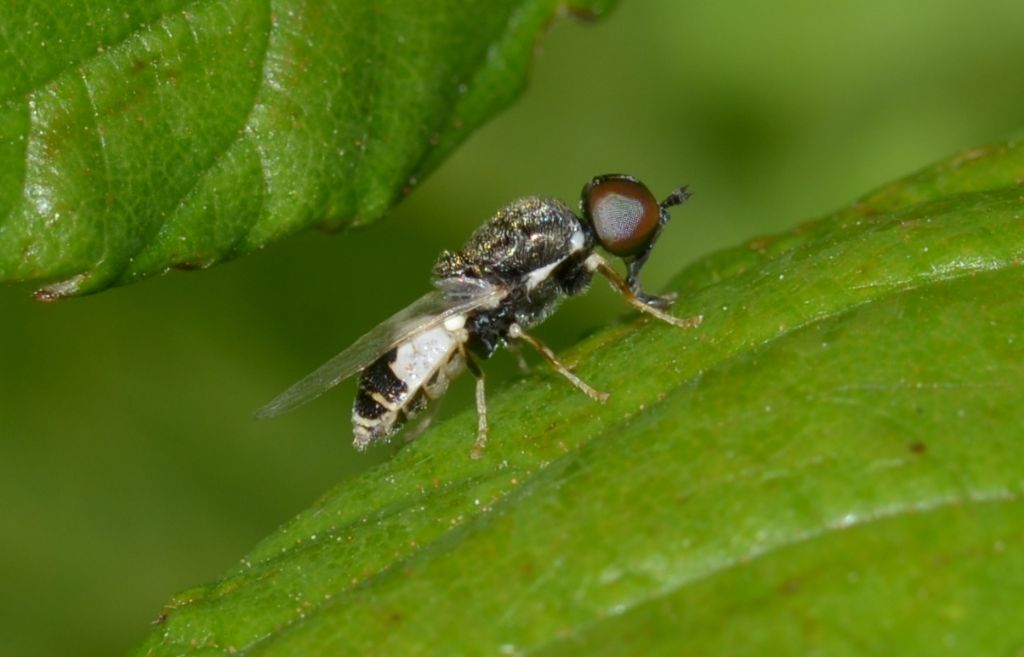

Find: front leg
626;258;677;309
587;254;703;329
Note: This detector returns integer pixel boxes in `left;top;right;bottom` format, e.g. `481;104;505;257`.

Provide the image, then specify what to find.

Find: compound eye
582;175;661;257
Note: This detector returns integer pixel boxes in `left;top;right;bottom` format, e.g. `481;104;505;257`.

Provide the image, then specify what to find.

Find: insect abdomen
351;348;407;446
351;325;463;449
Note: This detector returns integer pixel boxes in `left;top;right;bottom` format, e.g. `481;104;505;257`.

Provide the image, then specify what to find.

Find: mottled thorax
433;197;591;282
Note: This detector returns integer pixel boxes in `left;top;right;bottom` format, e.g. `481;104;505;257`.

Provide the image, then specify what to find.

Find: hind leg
403;395;444;443
464;352;489;459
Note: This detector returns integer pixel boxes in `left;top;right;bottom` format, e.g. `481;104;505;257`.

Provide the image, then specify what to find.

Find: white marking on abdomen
390;325;459;390
444;314;466;331
369;391;400;411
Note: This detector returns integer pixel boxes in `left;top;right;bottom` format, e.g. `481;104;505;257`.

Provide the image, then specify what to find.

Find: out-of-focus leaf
0;0;616;298
134;137;1024;655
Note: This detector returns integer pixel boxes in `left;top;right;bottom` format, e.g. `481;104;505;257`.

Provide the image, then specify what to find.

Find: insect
257;174;702;457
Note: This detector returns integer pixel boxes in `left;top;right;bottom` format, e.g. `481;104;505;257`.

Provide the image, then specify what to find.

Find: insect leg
461;351;489;458
508;323;610;403
587;254;703;329
620;186;691;306
507;341;531;374
403;395;444;443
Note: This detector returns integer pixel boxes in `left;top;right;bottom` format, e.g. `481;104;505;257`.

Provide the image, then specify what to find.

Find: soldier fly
257;174;702;457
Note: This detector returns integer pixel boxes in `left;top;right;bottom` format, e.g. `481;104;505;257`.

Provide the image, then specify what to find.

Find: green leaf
0;0;616;299
134;137;1024;656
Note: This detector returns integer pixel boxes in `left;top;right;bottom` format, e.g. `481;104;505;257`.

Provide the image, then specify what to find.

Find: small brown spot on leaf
951;147;989;167
909;441;927;455
173;260;209;271
560;3;603;21
781;578;802;595
747;237;771;254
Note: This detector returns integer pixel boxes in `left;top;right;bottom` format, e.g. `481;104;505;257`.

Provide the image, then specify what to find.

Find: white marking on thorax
525;228;587;291
569;227;585;253
525;259;563;291
390;325;460;390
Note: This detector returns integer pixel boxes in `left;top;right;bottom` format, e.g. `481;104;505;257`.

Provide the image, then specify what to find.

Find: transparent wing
255;278;505;419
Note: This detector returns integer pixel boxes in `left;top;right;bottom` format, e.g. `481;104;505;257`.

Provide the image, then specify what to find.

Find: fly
257;174;702;457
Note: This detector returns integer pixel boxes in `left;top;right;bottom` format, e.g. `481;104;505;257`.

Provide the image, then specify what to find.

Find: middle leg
508;323;610;403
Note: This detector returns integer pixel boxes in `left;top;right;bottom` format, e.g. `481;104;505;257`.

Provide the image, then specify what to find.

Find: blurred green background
3;2;1024;655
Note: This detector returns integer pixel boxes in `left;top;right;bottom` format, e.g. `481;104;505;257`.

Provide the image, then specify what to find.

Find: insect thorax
433;196;597;358
433;197;592;282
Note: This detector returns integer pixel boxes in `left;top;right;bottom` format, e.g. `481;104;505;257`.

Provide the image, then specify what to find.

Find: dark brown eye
582;175;661;257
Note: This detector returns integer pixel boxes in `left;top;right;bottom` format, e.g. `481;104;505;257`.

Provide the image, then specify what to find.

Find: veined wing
256;278;505;419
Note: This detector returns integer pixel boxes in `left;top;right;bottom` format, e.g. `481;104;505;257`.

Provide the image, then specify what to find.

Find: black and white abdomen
351;317;468;449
